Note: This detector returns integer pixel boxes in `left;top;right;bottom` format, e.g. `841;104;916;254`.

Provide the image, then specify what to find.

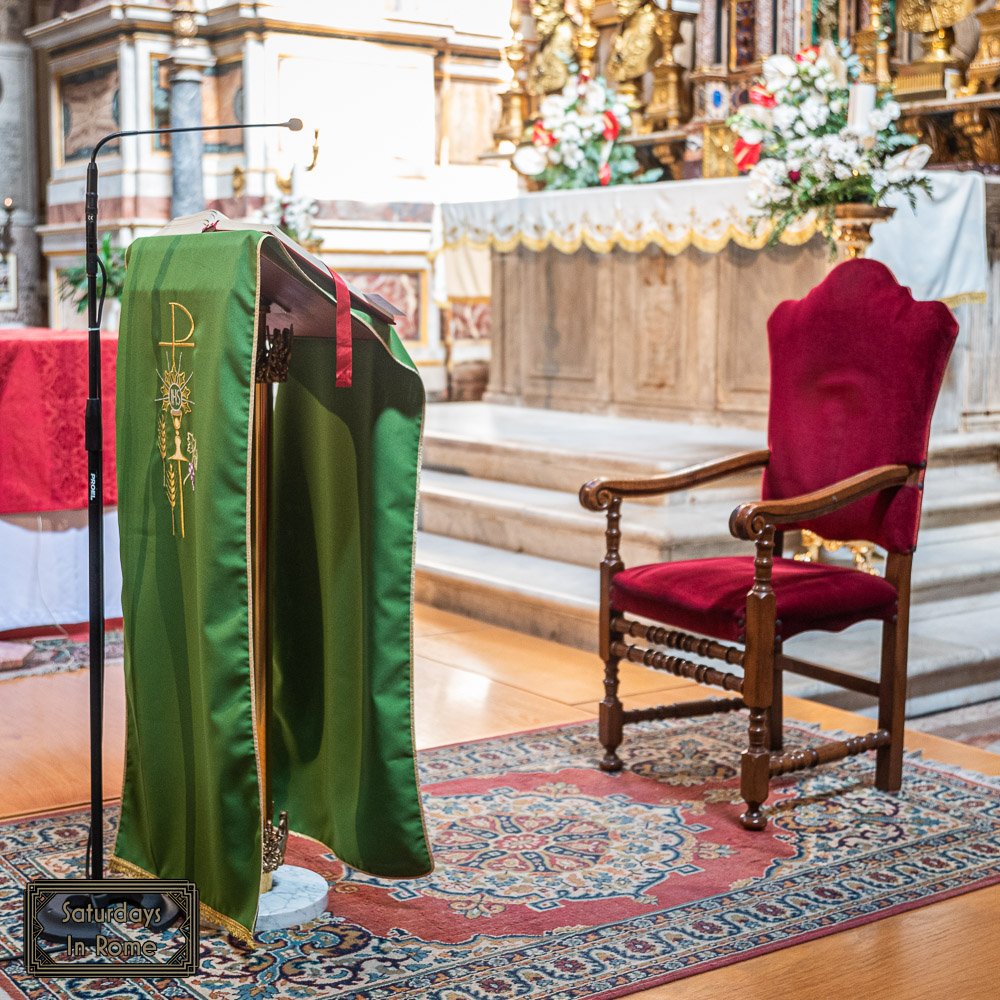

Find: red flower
598;162;611;186
532;121;556;147
602;111;620;141
788;169;801;183
748;84;776;109
733;137;762;172
795;45;819;64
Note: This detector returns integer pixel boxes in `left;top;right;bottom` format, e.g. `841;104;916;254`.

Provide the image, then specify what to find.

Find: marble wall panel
444;79;499;165
715;240;827;416
343;269;425;344
610;247;718;417
450;298;492;341
60;62;120;162
519;247;614;409
487;237;837;426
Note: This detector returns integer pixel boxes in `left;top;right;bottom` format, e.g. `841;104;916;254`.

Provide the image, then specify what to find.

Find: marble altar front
441;173;1000;434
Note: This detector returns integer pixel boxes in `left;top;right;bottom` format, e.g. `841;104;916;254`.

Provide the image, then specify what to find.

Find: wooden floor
3;604;998;999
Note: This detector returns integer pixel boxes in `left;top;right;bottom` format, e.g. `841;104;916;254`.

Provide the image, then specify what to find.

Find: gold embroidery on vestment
156;301;197;537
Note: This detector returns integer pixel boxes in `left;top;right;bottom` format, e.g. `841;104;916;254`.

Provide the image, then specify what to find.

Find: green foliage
60;233;127;313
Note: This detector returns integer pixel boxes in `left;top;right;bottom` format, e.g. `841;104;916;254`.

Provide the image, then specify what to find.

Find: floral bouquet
260;195;320;246
727;43;930;247
512;72;660;190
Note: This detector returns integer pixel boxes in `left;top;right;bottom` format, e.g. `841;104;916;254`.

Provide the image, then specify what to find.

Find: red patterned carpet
2;714;999;998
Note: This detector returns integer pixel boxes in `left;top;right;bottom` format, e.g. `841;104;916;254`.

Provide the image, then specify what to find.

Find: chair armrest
579;449;770;511
729;464;916;540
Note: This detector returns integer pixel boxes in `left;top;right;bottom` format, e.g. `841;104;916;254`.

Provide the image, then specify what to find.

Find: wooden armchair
579;259;958;830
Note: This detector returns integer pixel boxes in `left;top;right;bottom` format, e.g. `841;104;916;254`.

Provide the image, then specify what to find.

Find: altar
440;173;1000;434
0;329;123;633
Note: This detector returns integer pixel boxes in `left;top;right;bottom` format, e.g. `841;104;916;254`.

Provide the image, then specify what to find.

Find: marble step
414;532;1000;718
423;402;1000;500
419;468;1000;596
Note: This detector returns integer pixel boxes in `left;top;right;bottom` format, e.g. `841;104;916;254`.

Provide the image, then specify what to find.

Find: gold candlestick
966;0;1000;93
495;0;529;151
576;0;600;76
646;2;688;131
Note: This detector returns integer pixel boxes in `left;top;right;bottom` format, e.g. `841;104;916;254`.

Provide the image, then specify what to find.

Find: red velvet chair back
761;259;958;553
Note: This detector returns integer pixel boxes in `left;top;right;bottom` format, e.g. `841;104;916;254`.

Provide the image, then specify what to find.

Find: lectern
110;223;432;941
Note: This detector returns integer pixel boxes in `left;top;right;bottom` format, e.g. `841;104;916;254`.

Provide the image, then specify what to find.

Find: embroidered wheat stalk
157;414;167;483
166;462;177;535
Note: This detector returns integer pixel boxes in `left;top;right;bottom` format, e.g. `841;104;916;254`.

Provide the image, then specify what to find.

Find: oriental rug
2;715;999;999
0;631;123;682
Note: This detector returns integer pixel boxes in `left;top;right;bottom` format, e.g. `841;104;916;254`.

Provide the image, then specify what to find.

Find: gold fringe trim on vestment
108;854;256;947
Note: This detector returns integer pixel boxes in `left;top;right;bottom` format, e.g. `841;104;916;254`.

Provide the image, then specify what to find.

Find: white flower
772;104;798;134
818;39;849;87
868;108;891;132
762;54;797;92
539;95;565;120
885;144;931;175
882;100;901;121
512;143;547;176
800;97;830;130
582;81;605;113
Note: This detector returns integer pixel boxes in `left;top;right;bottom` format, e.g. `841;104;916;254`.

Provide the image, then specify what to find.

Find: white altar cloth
440;172;989;308
0;510;122;632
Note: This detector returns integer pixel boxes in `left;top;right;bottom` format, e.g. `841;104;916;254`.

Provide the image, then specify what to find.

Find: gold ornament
528;0;574;96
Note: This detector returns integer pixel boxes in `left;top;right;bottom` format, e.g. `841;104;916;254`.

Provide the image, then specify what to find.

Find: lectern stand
110;225;432;941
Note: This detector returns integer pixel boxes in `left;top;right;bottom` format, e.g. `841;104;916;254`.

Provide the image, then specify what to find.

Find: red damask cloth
0;329;118;515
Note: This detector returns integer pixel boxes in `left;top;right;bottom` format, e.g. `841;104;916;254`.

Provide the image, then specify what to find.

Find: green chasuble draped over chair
111;230;432;941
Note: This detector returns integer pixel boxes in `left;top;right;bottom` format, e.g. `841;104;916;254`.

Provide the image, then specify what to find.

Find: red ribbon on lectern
329;268;353;387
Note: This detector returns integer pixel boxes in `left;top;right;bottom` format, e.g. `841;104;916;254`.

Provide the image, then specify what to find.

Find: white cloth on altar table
869;172;991;307
438;172;989;308
0;510;122;631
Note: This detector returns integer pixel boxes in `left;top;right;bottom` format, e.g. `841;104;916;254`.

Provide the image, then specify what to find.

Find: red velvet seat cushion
610;557;898;643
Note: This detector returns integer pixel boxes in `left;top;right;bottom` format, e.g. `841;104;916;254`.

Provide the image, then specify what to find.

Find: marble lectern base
256;865;329;932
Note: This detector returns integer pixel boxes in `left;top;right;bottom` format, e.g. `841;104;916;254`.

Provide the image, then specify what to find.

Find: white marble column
0;1;42;326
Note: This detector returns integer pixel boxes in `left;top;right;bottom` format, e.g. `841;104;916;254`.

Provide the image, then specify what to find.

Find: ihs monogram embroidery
156;301;198;537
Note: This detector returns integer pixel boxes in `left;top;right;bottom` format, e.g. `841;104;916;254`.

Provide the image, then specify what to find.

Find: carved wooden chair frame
580;452;922;830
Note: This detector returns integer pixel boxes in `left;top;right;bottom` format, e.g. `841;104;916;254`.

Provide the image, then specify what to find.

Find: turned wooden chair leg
876;554;911;792
876;613;908;791
740;530;776;831
599;651;624;772
769;652;784;753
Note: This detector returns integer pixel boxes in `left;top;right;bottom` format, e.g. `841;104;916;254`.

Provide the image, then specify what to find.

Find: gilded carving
529;0;575;96
955;106;1000;162
608;2;660;85
897;0;975;34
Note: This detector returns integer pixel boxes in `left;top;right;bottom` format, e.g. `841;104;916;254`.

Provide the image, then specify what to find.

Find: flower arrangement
512;72;660;190
727;43;930;246
260;195;320;247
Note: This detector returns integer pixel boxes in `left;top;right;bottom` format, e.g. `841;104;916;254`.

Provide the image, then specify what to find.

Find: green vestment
112;231;432;940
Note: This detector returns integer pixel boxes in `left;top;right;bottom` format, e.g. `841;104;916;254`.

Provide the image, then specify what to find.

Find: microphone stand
84;118;301;882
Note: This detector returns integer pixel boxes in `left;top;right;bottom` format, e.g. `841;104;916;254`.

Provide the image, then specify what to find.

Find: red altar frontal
0;329;122;634
0;329;118;515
